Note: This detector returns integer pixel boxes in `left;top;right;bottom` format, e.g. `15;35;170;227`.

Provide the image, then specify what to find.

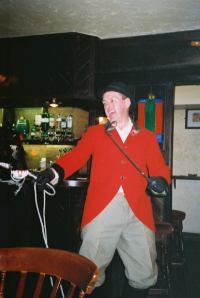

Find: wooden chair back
0;247;98;298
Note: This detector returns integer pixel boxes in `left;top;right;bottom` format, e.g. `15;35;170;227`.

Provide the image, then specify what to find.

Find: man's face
102;91;130;124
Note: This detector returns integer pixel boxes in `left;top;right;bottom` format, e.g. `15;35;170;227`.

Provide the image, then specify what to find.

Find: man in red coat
37;82;171;298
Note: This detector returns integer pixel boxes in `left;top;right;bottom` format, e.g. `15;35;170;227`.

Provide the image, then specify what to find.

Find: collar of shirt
116;118;133;143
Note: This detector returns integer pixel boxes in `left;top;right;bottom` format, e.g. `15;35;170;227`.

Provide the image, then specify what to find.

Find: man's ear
125;97;131;109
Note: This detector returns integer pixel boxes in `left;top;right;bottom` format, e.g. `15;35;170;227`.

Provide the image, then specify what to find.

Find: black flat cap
98;81;133;100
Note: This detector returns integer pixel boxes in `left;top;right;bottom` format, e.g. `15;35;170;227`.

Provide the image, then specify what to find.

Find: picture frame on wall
185;109;200;129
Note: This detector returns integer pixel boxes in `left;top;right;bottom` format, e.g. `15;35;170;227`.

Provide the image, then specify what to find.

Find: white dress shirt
116;118;133;193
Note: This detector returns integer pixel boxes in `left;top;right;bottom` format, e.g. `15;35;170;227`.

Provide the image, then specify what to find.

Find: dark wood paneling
73;34;97;99
95;30;200;88
1;30;200;104
7;34;74;97
0;33;98;107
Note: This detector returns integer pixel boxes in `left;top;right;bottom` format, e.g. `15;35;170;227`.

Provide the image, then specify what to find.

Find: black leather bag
146;176;169;197
146;176;169;222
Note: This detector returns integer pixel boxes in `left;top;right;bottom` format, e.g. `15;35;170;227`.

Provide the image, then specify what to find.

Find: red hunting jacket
56;124;171;232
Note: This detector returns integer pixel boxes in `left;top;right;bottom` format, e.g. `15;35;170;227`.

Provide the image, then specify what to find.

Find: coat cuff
51;163;65;182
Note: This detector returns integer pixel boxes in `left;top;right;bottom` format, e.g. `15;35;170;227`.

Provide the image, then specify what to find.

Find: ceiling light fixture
191;41;200;47
49;98;59;108
0;73;7;83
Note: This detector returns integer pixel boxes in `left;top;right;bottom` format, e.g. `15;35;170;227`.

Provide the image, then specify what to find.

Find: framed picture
185;109;200;129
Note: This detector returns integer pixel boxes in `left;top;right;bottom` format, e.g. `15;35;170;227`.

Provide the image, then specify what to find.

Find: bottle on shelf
30;124;36;141
60;115;67;143
41;106;50;144
34;114;42;143
16;116;30;141
40;157;47;170
66;114;74;143
55;114;62;143
48;114;56;143
11;122;17;136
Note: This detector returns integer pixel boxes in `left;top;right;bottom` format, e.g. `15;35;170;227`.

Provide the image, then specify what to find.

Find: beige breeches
79;193;158;289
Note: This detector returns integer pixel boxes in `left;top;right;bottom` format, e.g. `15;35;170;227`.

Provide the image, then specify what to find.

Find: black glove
146;176;169;197
36;163;64;192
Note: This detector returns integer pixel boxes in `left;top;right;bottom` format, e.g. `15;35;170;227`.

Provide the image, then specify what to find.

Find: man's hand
36;168;56;191
36;163;64;192
146;176;169;197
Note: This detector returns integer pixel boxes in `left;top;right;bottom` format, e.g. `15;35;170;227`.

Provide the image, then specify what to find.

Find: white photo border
185;109;200;129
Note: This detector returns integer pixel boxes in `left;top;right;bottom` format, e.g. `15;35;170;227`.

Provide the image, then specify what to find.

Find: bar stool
149;221;173;297
171;210;190;298
171;210;186;265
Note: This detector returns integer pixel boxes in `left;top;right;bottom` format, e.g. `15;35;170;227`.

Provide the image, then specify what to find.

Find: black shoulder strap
104;121;149;182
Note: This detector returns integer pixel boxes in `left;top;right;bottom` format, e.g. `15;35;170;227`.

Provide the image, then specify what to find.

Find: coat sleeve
146;133;171;184
55;126;96;178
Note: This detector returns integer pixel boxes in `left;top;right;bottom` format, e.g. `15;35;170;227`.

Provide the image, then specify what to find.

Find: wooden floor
88;232;200;298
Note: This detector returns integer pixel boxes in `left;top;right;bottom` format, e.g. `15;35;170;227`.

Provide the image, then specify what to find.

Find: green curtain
145;98;155;132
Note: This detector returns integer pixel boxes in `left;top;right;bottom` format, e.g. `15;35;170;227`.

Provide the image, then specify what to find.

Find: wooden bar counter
0;176;89;252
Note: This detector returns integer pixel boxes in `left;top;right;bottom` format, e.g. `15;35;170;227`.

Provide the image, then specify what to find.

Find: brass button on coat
121;160;126;164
